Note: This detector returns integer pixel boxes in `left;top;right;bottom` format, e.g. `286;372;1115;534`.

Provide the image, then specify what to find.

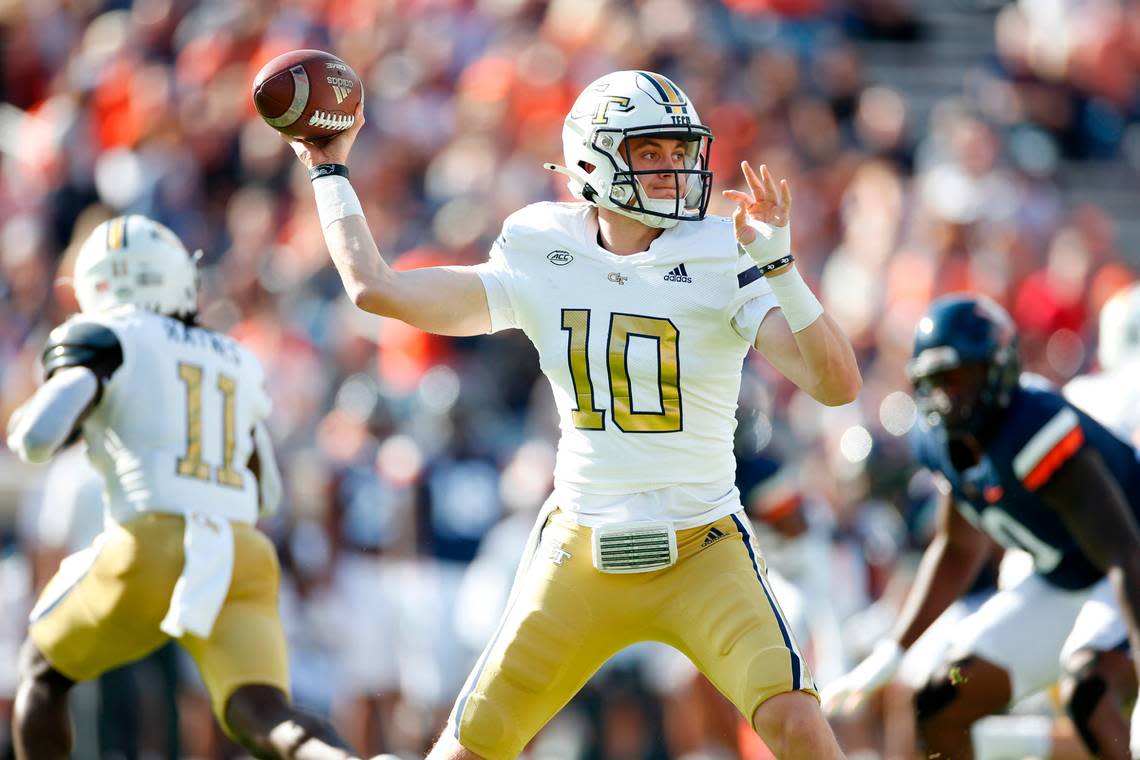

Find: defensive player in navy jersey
822;294;1140;760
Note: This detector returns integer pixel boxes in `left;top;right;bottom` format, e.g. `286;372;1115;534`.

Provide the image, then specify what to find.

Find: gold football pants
448;508;815;760
29;513;290;732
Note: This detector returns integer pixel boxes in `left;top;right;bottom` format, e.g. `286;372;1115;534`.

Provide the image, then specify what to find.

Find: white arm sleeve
252;421;282;518
6;366;99;463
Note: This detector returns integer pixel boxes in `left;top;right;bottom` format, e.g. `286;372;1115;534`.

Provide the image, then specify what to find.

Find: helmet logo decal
591;95;633;125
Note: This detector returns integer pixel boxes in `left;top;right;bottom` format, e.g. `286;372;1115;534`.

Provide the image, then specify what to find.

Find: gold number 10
176;362;244;488
561;309;682;433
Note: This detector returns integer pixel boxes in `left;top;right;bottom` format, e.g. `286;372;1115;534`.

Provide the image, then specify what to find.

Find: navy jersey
914;375;1140;590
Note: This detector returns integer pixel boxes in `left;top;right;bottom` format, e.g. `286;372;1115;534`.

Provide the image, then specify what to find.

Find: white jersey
476;202;778;527
1063;361;1140;447
75;307;270;526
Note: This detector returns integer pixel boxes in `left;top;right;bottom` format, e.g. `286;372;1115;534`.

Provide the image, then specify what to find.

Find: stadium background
1;0;1138;757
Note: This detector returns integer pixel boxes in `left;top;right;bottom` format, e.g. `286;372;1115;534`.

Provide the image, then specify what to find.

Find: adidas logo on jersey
664;263;692;283
701;526;726;547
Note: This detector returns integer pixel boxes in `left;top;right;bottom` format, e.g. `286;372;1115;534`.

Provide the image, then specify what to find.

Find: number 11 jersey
52;306;270;526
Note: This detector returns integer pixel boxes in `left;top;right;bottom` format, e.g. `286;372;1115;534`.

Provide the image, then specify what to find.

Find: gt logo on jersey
607;272;628;285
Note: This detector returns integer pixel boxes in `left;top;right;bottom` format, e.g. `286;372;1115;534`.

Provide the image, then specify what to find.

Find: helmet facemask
600;125;713;229
908;341;1019;440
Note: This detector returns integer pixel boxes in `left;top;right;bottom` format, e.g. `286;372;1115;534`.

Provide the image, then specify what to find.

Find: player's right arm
6;319;123;463
822;485;994;715
891;488;996;648
286;105;491;337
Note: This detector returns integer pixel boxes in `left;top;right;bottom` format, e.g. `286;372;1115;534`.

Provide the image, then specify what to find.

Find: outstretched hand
285;102;366;170
819;639;903;717
721;161;792;247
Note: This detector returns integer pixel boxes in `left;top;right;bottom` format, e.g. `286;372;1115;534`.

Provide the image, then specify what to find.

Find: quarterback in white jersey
290;70;861;760
476;201;777;527
6;216;360;760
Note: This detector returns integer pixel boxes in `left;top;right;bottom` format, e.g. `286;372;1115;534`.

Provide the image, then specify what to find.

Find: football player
5;215;361;760
288;70;862;760
822;294;1140;760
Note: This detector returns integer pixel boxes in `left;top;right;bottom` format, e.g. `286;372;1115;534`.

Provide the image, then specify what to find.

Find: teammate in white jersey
288;70;861;760
1064;283;1140;446
6;215;361;760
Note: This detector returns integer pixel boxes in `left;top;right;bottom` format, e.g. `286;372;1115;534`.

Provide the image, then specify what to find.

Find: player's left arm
7;319;123;463
753;306;862;406
724;162;861;406
1038;445;1140;655
7;368;99;463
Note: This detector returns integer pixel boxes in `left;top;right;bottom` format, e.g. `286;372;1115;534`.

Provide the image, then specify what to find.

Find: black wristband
759;254;794;275
309;163;349;181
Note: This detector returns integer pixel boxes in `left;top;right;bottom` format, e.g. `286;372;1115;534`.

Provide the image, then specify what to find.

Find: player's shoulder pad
42;316;124;382
1006;373;1067;426
496;202;589;248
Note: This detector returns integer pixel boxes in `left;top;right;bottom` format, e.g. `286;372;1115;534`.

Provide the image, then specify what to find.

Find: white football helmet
1098;282;1140;371
545;70;713;229
74;215;199;317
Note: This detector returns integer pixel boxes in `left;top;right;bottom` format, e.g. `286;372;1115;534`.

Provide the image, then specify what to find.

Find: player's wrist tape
312;174;364;229
740;219;791;268
759;254;794;274
309;163;349;181
766;264;824;332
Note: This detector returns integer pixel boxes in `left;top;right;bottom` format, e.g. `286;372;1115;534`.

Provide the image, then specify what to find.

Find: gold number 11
176;362;244;488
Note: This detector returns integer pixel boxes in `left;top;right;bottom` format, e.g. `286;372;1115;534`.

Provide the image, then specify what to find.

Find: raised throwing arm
287;105;491;337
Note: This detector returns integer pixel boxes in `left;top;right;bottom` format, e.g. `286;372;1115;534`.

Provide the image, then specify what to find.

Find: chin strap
544;162;598;202
543;162;679;229
543;162;586;184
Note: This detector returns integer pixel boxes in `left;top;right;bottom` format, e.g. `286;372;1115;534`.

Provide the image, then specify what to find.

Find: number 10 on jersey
561;309;682;433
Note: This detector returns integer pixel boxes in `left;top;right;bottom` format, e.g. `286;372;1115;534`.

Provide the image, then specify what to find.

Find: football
251;49;361;141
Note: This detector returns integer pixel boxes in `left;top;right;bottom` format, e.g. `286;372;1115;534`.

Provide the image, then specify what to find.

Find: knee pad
915;656;981;723
1065;672;1107;756
915;675;959;722
915;656;985;722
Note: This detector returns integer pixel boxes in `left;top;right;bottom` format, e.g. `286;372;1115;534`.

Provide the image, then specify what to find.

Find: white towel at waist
160;512;234;639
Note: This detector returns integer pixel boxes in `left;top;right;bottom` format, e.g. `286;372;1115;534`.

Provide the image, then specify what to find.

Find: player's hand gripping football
722;161;792;271
285;102;366;171
820;639;904;716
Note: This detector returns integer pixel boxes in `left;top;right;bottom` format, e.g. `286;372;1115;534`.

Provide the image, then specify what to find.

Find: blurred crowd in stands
1;0;1138;757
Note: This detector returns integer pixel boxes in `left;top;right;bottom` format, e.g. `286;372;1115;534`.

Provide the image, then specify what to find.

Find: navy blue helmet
907;294;1020;436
